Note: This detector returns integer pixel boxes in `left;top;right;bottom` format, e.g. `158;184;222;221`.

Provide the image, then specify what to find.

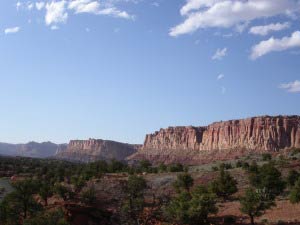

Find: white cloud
217;74;225;80
36;2;45;10
67;0;134;19
16;1;22;10
170;0;300;37
250;31;300;59
45;1;68;26
97;7;134;19
68;0;100;14
249;22;290;36
212;47;227;60
51;25;59;30
4;27;20;34
27;2;34;10
279;80;300;93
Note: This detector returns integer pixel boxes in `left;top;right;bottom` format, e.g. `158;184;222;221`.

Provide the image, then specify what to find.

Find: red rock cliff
129;116;300;164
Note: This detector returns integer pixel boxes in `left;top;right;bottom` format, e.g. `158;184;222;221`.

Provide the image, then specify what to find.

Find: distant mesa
55;139;141;163
0;141;67;158
1;115;300;164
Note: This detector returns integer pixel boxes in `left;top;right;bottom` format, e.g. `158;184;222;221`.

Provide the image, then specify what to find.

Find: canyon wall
129;116;300;164
55;139;140;162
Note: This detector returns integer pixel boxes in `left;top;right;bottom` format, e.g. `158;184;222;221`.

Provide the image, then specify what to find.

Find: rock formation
55;139;140;162
129;115;300;164
0;142;67;158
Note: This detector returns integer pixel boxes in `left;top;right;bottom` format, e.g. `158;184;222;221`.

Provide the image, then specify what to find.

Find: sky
0;0;299;144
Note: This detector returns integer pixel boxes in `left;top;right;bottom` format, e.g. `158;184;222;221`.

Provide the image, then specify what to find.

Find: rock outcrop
129;115;300;164
55;139;140;162
0;142;67;158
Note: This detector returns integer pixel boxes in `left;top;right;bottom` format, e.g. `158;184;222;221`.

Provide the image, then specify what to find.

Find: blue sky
0;0;299;144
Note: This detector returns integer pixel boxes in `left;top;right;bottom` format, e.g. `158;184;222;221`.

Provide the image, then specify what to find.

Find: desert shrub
249;162;285;200
242;162;250;170
291;148;300;156
287;170;300;187
220;163;233;170
0;179;42;223
81;186;97;205
23;209;69;225
168;163;184;172
240;188;275;225
248;161;259;173
261;219;269;225
236;161;243;168
173;173;194;193
38;181;54;206
158;163;167;173
289;178;300;204
209;167;237;200
54;184;75;201
211;166;219;171
165;186;217;225
121;175;147;225
262;153;272;161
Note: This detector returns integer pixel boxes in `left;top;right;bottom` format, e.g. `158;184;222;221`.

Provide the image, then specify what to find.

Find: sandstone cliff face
129;116;300;164
55;139;140;162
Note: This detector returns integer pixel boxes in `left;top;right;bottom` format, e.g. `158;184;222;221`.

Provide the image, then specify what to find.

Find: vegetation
287;169;300;187
165;175;217;225
209;166;237;200
289;178;300;204
240;188;274;225
0;153;299;225
121;175;147;225
173;173;194;193
249;162;286;200
261;153;272;161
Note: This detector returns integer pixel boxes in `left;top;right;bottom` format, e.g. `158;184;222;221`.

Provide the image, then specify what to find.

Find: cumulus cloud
250;31;300;59
27;2;34;10
97;7;133;19
217;74;225;80
68;0;101;14
4;27;20;34
212;47;227;60
16;1;22;10
279;80;300;93
249;22;290;36
45;1;68;26
170;0;300;37
68;0;134;19
36;2;45;10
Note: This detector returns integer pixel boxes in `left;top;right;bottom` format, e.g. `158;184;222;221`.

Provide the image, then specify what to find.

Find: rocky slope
129;115;300;164
55;139;140;162
0;142;67;158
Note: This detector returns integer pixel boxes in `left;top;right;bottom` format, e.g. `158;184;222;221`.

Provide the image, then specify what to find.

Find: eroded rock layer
55;139;140;162
129;116;300;164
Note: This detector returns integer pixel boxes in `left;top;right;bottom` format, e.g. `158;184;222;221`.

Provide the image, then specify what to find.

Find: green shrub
262;153;272;161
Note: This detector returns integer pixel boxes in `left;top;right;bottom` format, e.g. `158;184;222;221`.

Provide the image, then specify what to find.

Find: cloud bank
170;0;299;37
280;80;300;93
250;31;300;59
